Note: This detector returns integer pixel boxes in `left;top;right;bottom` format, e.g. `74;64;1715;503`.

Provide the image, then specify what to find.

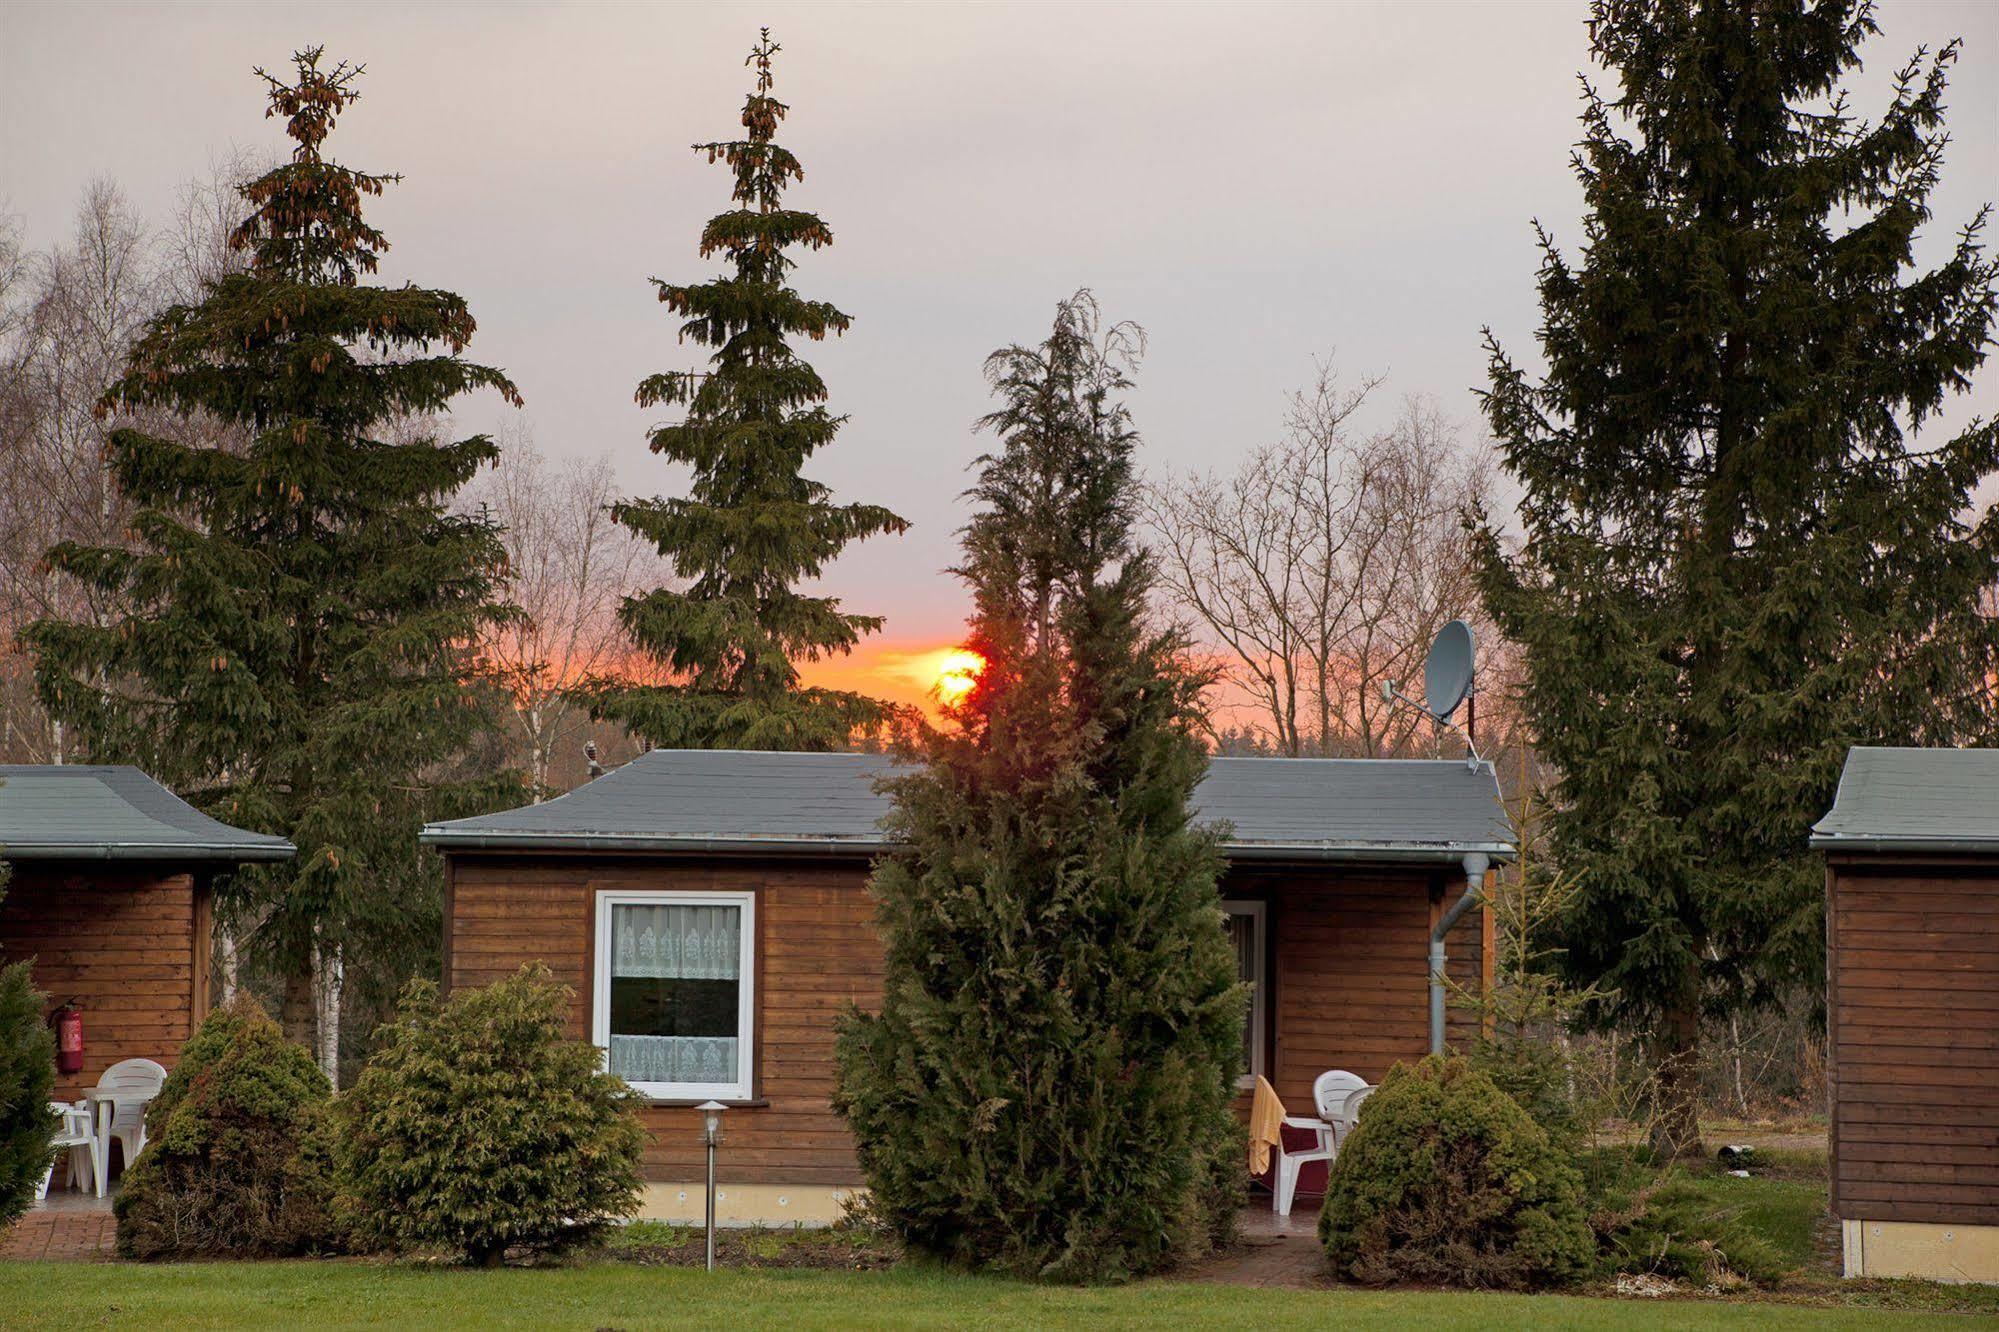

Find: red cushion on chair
1253;1121;1332;1198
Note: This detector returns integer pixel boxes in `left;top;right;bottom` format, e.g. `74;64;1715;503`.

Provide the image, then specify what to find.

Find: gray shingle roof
1810;747;1999;854
422;749;1513;863
0;766;295;862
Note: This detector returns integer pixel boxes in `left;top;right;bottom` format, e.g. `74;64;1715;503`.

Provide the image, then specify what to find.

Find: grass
1691;1173;1823;1269
607;1219;895;1269
0;1260;1988;1330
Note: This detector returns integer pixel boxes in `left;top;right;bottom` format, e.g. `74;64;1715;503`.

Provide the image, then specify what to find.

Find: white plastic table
83;1089;153;1198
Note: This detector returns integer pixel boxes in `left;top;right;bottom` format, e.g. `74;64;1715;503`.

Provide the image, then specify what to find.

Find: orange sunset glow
796;641;984;718
932;650;985;704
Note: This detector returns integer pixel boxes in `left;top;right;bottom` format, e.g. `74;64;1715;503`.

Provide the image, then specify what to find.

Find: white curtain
610;1034;738;1085
608;902;741;1086
612;903;741;980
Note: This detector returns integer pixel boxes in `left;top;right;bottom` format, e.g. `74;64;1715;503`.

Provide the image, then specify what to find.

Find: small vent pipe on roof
1430;851;1489;1056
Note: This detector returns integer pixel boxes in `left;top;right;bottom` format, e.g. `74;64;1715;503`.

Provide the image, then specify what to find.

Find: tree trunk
281;963;316;1053
1648;997;1705;1162
216;927;239;1004
315;942;344;1089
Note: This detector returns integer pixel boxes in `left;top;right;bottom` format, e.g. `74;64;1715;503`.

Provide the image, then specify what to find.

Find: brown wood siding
444;852;1481;1188
1227;865;1481;1110
448;855;879;1187
1828;857;1999;1226
0;864;204;1101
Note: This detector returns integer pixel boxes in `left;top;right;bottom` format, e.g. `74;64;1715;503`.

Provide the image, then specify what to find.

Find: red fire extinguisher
51;1000;83;1076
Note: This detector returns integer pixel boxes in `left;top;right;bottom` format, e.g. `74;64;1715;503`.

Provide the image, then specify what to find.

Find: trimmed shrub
336;965;646;1266
1318;1056;1595;1289
114;995;339;1259
0;955;57;1228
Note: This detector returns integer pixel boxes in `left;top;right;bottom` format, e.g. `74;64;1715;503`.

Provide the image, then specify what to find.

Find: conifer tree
27;49;519;1063
578;31;907;750
1476;0;1999;1157
835;293;1243;1282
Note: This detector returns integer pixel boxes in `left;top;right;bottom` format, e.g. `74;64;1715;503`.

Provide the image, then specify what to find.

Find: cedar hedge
0;947;57;1228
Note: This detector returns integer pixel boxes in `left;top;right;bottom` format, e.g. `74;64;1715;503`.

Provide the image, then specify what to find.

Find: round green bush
0;955;58;1229
1318;1055;1595;1289
114;994;339;1259
335;964;646;1266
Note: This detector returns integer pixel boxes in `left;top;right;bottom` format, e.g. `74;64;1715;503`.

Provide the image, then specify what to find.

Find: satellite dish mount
1382;619;1483;770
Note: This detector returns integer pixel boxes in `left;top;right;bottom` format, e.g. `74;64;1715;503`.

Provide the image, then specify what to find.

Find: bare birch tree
1149;363;1503;758
0;165;256;764
465;432;667;799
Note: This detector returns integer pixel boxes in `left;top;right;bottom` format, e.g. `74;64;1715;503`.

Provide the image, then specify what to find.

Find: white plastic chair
1332;1084;1375;1146
35;1101;96;1199
1274;1069;1371;1216
1313;1069;1370;1126
89;1057;167;1187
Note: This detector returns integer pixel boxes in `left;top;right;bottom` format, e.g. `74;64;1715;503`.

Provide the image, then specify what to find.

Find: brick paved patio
1;1190;116;1262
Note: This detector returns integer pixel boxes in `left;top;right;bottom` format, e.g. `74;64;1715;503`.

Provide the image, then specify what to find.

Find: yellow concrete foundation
1844;1218;1999;1283
635;1182;856;1228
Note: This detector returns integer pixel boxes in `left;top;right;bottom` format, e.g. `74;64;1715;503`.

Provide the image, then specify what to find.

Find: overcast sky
5;1;1995;672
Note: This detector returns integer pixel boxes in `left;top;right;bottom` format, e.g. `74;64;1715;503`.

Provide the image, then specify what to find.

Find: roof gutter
418;831;887;856
1;842;295;862
1810;835;1999;854
420;829;1517;864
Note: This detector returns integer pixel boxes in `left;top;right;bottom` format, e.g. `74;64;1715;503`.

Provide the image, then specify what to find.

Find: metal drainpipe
1430;852;1490;1055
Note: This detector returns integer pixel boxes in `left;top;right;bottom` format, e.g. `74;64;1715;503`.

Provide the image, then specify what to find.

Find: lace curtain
612;903;741;980
608;902;742;1087
610;1034;738;1085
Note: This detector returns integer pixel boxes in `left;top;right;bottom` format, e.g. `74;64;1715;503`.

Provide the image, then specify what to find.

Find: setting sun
933;649;985;704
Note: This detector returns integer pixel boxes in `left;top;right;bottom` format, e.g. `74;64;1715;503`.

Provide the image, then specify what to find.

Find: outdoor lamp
697;1100;727;1271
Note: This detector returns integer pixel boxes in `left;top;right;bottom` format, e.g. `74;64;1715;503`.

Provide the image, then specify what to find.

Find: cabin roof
0;765;295;863
422;749;1514;864
1810;746;1999;855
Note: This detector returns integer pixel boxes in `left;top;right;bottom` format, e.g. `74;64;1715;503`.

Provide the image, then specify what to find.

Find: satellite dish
1422;619;1476;723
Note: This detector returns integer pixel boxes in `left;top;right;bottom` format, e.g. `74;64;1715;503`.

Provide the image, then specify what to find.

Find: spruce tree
27;49;519;1060
577;31;908;750
834;293;1243;1282
1476;0;1999;1157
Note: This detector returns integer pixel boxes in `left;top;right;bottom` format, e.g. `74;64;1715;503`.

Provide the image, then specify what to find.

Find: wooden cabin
1813;747;1999;1283
0;765;293;1099
424;750;1512;1225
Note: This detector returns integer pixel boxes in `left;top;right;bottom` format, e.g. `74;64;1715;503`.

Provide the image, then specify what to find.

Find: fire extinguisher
51;1000;83;1076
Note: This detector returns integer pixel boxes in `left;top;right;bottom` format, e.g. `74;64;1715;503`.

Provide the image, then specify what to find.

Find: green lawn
0;1262;1991;1330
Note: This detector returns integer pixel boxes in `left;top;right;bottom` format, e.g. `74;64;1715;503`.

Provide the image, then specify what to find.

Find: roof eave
1811;834;1999;854
419;830;886;856
422;828;1516;863
1;842;295;862
1222;840;1515;864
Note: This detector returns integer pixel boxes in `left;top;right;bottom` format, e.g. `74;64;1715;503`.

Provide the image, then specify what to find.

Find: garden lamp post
697;1101;726;1271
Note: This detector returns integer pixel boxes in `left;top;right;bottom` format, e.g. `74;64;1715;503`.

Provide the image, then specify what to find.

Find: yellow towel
1247;1075;1286;1176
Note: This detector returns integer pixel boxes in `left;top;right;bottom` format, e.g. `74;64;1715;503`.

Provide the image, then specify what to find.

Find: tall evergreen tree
1476;0;1999;1156
27;50;519;1064
835;293;1243;1282
577;31;907;750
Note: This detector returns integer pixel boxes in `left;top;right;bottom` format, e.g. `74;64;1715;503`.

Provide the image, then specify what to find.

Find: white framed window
593;889;755;1102
1224;900;1267;1088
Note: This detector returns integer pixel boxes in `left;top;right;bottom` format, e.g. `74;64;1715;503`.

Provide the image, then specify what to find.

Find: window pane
1227;910;1257;1077
608;902;741;1086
